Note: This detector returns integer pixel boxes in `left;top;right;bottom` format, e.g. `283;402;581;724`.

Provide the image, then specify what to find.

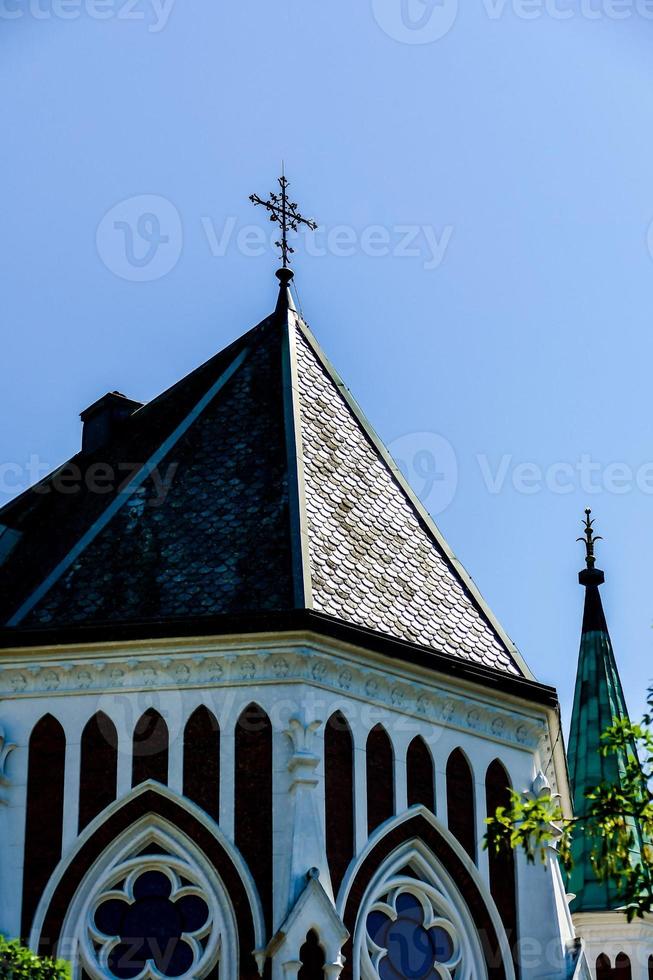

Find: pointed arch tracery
235;702;272;932
22;713;66;939
407;736;435;812
366;724;394;835
446;748;476;861
183;705;220;821
132;708;169;787
485;760;518;971
615;953;632;980
596;954;612;980
325;710;355;897
339;811;512;980
299;929;326;979
79;711;118;832
31;785;265;980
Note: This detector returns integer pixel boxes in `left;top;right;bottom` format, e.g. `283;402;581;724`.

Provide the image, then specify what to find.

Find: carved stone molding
0;725;16;805
285;716;322;790
0;643;547;752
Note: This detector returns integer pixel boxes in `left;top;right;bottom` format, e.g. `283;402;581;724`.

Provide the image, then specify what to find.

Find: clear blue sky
2;0;652;731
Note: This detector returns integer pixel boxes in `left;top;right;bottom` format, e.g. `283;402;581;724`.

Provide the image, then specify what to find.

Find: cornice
0;635;548;755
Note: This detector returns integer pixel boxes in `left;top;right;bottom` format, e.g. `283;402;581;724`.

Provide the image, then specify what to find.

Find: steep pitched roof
567;543;647;912
0;284;529;677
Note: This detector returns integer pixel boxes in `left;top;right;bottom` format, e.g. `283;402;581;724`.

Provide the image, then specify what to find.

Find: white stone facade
573;912;653;980
0;629;586;979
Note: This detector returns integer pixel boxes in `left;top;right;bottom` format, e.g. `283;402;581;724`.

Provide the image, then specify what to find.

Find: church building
0;181;647;978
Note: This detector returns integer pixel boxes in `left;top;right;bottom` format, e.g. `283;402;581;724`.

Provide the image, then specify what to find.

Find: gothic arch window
407;736;435;812
353;838;492;980
235;703;272;932
615;953;632;980
325;711;355;896
183;706;220;821
22;714;66;938
596;954;612;980
648;954;653;980
132;709;169;787
485;760;518;970
446;748;476;861
299;929;326;979
65;817;240;978
35;787;265;978
366;725;394;836
79;712;118;832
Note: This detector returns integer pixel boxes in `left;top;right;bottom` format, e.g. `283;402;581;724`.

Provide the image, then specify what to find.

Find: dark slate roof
0;285;530;677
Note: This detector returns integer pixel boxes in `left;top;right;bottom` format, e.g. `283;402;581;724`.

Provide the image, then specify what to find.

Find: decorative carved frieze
0;644;547;753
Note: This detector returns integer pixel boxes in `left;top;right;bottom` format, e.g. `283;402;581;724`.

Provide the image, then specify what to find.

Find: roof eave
0;608;557;708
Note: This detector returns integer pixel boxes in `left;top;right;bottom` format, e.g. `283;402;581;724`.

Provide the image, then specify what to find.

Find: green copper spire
567;510;644;912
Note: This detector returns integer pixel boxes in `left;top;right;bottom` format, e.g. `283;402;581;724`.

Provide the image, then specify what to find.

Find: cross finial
577;508;603;571
249;170;317;281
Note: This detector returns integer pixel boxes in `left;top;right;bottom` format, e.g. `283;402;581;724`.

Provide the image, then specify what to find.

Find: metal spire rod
577;507;603;571
249;171;317;273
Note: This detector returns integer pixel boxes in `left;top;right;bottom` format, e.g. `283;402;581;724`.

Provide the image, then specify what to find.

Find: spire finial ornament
249;169;317;285
577;508;605;586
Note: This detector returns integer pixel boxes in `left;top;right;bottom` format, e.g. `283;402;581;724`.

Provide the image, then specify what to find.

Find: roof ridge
279;304;312;609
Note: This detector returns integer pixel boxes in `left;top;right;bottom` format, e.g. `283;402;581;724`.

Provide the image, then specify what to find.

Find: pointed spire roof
567;511;645;912
0;278;533;681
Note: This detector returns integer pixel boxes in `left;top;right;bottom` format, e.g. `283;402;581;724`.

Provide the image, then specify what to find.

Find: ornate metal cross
250;172;317;270
577;507;603;570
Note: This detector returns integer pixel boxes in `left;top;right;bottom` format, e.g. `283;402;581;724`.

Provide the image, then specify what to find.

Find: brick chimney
80;391;143;454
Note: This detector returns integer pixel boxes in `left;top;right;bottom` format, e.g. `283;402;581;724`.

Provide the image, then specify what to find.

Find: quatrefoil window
92;868;211;979
367;891;459;980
